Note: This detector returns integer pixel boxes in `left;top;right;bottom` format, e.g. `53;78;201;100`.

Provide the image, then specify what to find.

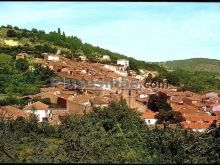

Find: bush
6;29;17;37
15;59;29;72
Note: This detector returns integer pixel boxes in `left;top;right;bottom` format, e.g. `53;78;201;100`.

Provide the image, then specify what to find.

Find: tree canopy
0;101;219;163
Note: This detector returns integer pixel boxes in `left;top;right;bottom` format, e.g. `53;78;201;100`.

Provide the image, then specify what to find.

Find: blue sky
0;2;220;62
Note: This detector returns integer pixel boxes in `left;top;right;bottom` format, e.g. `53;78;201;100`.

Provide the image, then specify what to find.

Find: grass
0;28;8;38
3;39;19;46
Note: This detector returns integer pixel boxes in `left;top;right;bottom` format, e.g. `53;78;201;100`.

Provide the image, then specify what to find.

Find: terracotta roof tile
181;122;211;129
0;106;29;120
23;101;49;110
141;111;156;119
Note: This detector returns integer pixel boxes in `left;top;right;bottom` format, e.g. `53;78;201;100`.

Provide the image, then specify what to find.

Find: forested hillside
160;58;220;73
0;25;165;74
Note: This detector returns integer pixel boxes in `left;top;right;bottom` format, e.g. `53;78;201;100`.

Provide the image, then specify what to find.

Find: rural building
141;111;157;125
117;59;129;67
102;55;110;61
47;55;60;61
23;101;52;122
0;106;29;120
16;53;28;60
79;55;87;61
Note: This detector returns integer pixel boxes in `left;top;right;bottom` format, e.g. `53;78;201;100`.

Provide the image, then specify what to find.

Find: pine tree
58;28;61;35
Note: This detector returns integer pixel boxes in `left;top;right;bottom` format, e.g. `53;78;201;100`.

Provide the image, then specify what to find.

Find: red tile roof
183;114;216;122
23;101;49;110
0;106;29;120
181;122;211;129
141;111;156;119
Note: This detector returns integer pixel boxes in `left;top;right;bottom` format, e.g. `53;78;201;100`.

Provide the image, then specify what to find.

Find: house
0;106;29;120
173;102;217;132
33;87;62;104
16;53;28;60
104;64;128;77
49;110;70;125
67;95;92;115
90;96;110;108
204;92;220;99
170;95;184;104
56;91;77;108
79;55;87;61
102;55;110;61
23;101;52;122
212;104;220;112
182;92;202;105
91;80;112;90
135;75;145;80
117;59;129;67
47;55;60;61
141;111;157;125
181;123;211;132
139;92;148;99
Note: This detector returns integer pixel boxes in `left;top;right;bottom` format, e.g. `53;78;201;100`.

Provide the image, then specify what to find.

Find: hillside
0;25;219;94
160;58;220;73
0;25;165;74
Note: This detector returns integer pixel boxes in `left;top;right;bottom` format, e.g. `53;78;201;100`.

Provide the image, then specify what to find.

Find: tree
31;28;38;33
6;29;17;37
33;64;54;80
14;26;19;30
147;92;172;112
62;31;66;37
166;72;180;86
15;59;29;72
207;120;220;137
155;110;185;124
6;24;13;29
58;28;61;35
144;73;153;88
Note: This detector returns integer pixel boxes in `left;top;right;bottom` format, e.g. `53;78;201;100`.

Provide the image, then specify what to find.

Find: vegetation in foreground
0;101;219;163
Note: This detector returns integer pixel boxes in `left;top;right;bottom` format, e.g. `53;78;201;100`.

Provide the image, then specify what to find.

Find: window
148;120;150;124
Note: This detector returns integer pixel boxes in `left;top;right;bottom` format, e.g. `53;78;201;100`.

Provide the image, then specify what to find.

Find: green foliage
0;57;53;97
0;102;219;163
33;64;54;81
163;58;220;73
161;69;220;93
0;96;19;106
15;59;29;72
1;26;165;73
6;29;17;37
147;92;172;112
0;53;12;63
155;109;185;124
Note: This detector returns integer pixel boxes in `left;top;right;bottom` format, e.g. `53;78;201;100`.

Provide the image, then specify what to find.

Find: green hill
0;25;165;74
160;58;220;73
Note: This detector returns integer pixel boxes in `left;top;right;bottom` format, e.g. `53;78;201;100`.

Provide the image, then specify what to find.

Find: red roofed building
181;123;211;132
0;106;29;120
141;111;157;125
23;101;52;122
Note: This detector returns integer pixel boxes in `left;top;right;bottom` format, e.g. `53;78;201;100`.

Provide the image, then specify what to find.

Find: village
1;52;220;132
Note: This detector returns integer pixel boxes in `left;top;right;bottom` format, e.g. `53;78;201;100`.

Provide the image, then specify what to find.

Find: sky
0;2;220;62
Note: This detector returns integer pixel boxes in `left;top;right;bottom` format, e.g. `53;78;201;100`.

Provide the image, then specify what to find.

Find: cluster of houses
0;52;219;132
140;88;220;132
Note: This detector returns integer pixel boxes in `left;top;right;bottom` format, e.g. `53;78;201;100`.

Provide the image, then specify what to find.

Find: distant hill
158;58;220;73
